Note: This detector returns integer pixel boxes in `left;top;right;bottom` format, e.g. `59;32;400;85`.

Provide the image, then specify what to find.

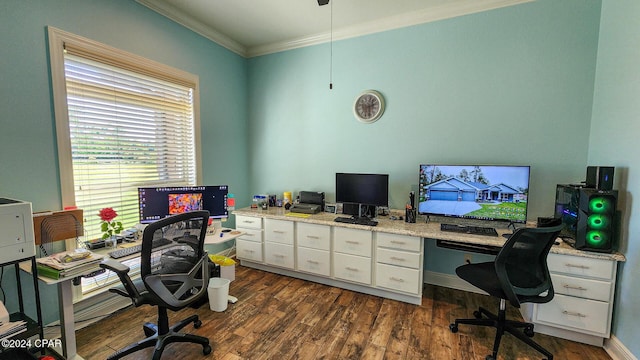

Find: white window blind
63;53;197;241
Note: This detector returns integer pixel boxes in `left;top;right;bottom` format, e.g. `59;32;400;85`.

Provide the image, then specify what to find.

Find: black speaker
575;188;618;252
586;166;614;190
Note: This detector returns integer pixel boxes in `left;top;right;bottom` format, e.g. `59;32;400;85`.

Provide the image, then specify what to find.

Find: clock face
353;90;385;123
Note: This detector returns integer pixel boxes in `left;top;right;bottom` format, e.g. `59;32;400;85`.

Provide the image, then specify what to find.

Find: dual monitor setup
333;164;530;227
335;164;618;253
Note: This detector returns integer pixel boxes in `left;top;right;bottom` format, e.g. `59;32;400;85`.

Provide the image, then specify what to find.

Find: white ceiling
136;0;533;58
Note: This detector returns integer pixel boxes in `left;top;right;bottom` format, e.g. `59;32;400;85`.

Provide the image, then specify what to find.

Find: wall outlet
464;253;472;264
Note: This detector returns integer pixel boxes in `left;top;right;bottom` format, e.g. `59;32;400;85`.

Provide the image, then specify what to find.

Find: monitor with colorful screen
138;185;228;224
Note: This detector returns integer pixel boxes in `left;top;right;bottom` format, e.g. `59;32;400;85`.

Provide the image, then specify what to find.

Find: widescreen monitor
418;165;530;223
138;185;228;224
336;173;389;217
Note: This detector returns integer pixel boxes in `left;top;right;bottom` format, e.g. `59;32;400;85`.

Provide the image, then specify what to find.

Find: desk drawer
236;215;262;230
237;239;263;262
264;242;294;269
377;232;421;252
297;222;331;251
334;227;372;257
264;219;294;245
376;248;420;269
237;228;263;243
551;273;612;302
547;254;614;280
334;252;371;285
535;294;609;335
297;247;330;277
376;263;421;295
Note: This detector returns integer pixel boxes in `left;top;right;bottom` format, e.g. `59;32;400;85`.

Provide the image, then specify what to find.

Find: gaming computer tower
554;166;618;253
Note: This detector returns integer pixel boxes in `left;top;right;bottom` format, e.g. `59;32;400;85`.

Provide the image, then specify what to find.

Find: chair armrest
100;259;142;300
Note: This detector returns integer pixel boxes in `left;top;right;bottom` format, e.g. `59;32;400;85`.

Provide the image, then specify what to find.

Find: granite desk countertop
233;207;626;263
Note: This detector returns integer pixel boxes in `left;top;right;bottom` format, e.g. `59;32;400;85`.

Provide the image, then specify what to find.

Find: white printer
0;198;36;264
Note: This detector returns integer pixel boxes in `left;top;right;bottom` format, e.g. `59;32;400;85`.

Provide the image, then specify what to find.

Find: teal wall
0;0;249;324
2;0;639;357
589;0;640;355
247;0;600;218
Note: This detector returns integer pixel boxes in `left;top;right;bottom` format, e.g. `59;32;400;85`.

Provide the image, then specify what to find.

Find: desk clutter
36;249;103;279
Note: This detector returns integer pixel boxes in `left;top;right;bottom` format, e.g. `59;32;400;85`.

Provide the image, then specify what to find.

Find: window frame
47;26;203;211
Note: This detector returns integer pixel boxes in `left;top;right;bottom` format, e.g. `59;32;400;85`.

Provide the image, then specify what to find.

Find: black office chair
449;224;563;360
100;211;212;360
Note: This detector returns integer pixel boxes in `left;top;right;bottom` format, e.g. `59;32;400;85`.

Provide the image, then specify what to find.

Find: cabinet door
237;228;263;243
377;232;421;252
236;215;262;230
547;254;615;280
376;263;421;295
551;273;612;302
297;247;331;277
297;222;331;251
237;239;263;262
334;227;372;257
264;219;294;245
535;294;610;335
334;252;371;285
376;248;420;269
264;242;295;269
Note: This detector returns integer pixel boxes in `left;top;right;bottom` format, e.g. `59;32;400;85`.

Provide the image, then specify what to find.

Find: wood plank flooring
76;265;611;360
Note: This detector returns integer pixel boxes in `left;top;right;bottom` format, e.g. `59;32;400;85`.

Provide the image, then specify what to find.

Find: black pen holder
405;209;416;223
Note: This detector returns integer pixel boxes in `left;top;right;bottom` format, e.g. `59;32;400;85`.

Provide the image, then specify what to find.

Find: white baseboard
605;335;637;360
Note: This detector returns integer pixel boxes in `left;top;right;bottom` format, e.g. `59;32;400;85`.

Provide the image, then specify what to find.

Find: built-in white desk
19;227;242;360
233;207;625;346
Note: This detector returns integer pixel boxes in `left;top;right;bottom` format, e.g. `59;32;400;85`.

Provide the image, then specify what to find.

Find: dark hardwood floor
76;265;611;359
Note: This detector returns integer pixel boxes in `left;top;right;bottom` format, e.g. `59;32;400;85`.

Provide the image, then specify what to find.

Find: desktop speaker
586;166;614;190
555;185;618;253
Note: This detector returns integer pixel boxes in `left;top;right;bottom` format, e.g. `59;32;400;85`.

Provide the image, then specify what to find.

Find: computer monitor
418;165;530;223
336;173;389;218
138;185;228;224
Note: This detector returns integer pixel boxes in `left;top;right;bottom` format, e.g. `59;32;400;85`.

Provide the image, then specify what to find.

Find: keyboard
440;223;499;237
334;217;378;226
108;237;173;259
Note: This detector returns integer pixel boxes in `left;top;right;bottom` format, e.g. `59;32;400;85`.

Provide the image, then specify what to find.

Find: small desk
20;227;243;360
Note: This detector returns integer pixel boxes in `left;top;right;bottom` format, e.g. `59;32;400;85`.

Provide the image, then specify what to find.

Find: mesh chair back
138;211;210;310
495;224;563;307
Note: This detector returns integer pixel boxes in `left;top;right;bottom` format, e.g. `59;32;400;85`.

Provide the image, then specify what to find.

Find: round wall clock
353;90;385;123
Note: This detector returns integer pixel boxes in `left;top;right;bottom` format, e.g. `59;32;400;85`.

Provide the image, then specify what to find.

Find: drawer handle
390;277;405;283
346;241;360;245
562;310;587;318
242;220;255;224
563;284;587;291
565;263;590;269
274;254;285;258
390;257;406;261
273;230;286;234
307;235;320;239
243;249;254;253
244;233;254;237
390;240;406;245
307;260;319;264
345;267;359;272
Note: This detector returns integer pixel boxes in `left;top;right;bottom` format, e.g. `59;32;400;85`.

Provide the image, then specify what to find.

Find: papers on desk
36;249;104;279
0;320;27;341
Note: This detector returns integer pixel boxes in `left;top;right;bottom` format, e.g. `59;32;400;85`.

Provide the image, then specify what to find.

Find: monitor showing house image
418;165;530;223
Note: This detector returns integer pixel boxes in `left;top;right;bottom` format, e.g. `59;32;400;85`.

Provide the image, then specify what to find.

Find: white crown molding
135;0;248;57
137;0;533;59
248;0;534;57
